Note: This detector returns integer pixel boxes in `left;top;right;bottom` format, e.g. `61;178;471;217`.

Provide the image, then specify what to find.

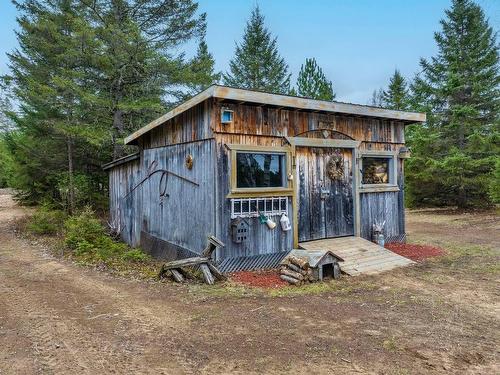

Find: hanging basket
326;153;344;180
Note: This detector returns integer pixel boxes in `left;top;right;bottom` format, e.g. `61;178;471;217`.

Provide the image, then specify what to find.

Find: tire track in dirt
0;196;195;374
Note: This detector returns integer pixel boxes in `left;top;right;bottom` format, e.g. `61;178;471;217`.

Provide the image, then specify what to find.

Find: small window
221;109;233;124
236;152;285;188
362;157;391;184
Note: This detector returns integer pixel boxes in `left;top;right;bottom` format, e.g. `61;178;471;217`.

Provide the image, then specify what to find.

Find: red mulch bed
385;243;445;262
230;270;288;289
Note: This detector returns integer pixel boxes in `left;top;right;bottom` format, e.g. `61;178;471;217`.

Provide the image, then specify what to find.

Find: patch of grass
27;207;66;235
382;336;401;352
268;278;378;298
188;275;381;300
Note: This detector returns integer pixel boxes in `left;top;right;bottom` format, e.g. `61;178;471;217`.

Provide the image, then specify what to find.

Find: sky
0;0;499;105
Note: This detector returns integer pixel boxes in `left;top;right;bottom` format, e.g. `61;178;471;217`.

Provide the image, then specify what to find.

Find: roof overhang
125;85;426;145
102;152;140;170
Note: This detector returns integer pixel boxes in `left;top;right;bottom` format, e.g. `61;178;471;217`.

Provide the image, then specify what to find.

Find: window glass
236;153;285;188
362;157;391;184
221;110;233;123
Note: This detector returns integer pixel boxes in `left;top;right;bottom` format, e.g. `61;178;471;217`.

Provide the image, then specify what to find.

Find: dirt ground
0;191;499;374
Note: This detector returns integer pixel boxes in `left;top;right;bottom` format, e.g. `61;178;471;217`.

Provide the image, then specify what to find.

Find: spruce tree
223;6;290;94
382;69;409;110
295;58;335;100
187;39;221;95
407;0;499;208
84;0;206;157
4;0;100;210
3;0;206;208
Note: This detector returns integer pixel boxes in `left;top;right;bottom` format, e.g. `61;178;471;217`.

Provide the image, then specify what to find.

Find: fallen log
280;274;301;285
280;268;304;281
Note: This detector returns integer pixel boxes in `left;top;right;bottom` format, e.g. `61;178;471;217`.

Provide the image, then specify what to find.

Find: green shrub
64;207;106;250
27;208;66;235
63;207;150;264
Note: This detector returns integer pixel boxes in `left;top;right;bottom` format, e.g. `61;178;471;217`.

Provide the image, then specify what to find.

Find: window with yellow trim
228;144;292;196
236;152;286;188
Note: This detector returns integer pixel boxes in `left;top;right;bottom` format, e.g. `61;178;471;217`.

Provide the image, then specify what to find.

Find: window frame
227;144;293;197
359;150;399;193
221;108;234;124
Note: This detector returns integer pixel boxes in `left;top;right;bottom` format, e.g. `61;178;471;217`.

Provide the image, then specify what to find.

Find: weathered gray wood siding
141;139;215;255
212;100;406;144
214;136;293;260
108;159;142;247
359;159;405;241
138;101;214;149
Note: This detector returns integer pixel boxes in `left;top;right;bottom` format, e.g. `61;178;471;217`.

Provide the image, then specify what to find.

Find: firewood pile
279;255;315;285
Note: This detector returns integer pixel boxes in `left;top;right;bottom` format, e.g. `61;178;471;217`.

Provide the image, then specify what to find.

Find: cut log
280;268;304;281
207;262;226;281
199;263;215;285
162;257;210;270
288;255;309;270
286;263;305;274
170;269;185;283
280;274;301;285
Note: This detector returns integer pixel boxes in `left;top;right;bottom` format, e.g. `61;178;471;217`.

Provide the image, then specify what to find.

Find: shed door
297;147;354;242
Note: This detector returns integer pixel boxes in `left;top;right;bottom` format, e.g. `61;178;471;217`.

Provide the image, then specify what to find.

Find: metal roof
125;85;426;145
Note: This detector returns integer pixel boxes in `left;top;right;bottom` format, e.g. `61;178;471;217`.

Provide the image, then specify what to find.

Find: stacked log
279;255;315;286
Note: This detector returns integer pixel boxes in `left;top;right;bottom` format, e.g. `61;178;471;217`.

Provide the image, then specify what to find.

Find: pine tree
187;39;221;95
223;6;290;94
407;0;499;208
4;0;101;210
85;0;206;157
295;58;335;100
382;69;409;110
3;0;206;208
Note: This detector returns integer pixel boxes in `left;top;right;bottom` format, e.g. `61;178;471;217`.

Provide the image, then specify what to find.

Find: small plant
27;207;66;235
64;207;106;250
121;249;150;262
62;207;153;272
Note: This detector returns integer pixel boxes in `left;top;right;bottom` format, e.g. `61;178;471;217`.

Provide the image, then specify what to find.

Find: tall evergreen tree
4;0;100;210
295;58;335;100
83;0;206;157
187;39;221;95
223;6;290;94
382;69;409;110
3;0;206;208
407;0;499;208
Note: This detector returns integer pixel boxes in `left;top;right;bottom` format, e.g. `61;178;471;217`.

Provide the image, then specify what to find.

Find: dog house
104;85;425;272
283;249;342;281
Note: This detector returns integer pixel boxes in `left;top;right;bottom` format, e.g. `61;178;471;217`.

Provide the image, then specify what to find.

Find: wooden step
299;236;414;276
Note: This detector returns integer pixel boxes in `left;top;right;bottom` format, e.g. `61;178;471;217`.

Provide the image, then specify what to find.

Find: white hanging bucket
280;213;292;231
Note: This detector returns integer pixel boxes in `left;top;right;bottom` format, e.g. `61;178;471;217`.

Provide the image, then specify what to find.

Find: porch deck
299;236;414;276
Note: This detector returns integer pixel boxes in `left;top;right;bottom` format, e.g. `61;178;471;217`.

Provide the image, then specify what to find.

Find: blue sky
0;0;498;104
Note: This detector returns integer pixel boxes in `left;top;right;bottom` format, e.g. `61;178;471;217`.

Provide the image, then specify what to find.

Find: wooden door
297;147;354;242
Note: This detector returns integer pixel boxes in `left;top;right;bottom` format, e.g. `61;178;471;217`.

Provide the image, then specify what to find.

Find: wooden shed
104;85;425;272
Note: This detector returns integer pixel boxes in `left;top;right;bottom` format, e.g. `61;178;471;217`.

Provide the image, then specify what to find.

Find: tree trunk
112;108;124;159
66;136;75;215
